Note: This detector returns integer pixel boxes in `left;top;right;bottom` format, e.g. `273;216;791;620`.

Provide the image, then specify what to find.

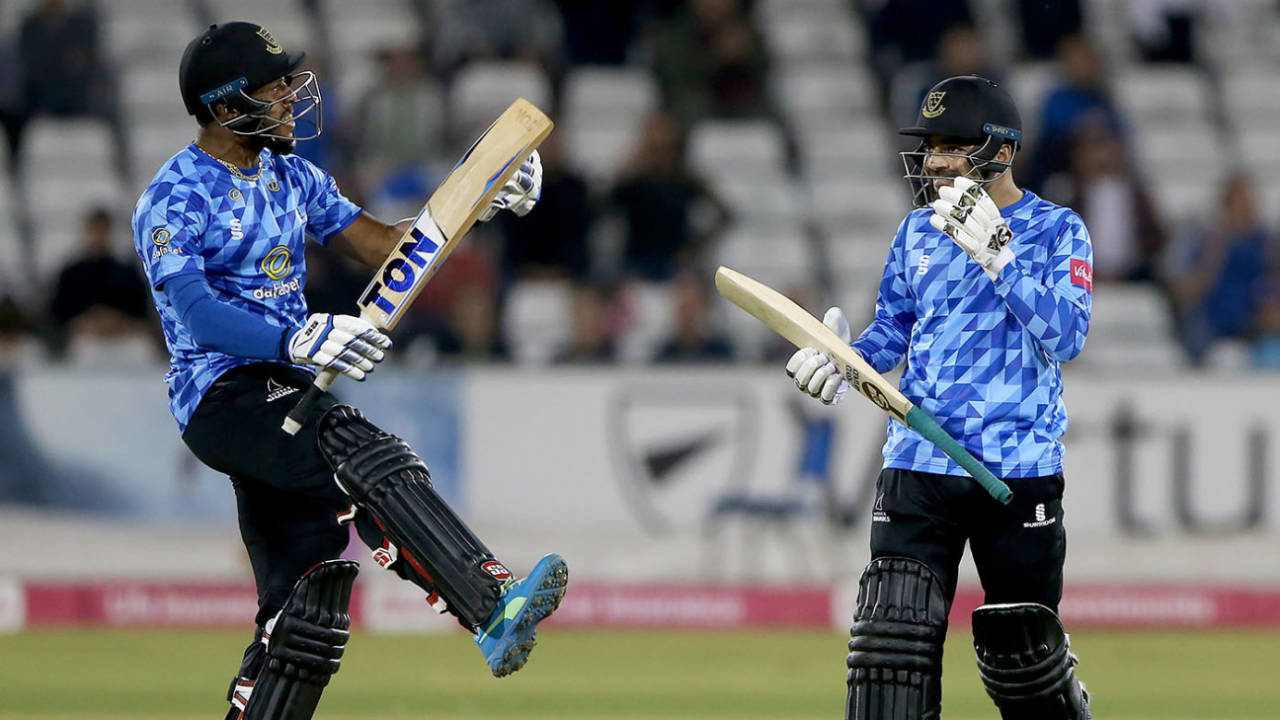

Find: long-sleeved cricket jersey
851;190;1093;478
132;144;362;432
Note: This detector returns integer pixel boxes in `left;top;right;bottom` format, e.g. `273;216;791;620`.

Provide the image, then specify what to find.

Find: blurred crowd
1;0;1280;371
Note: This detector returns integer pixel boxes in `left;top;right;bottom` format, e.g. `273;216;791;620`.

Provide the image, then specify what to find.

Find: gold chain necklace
196;144;264;182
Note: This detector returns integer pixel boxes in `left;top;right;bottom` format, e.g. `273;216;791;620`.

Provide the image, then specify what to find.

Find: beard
265;135;297;156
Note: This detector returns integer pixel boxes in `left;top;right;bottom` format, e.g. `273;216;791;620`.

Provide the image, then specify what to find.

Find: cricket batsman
786;76;1093;719
131;23;566;720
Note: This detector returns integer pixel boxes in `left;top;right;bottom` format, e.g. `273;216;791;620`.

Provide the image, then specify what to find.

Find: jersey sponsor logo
252;277;301;300
921;90;946;118
151;227;170;246
917;253;930;275
228;188;242;201
1022;502;1058;528
256;26;283;55
261;246;291;280
267;179;281;192
1070;258;1093;292
149;227;180;260
481;560;513;580
266;377;299;402
230;217;244;242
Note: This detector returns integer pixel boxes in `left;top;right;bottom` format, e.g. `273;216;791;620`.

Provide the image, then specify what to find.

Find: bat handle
905;407;1014;505
281;368;339;435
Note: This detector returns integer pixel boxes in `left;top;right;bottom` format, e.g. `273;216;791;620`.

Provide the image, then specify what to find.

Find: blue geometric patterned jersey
851;190;1093;479
132;144;362;432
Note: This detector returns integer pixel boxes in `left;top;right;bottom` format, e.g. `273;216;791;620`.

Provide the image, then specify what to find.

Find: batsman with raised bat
786;75;1094;719
131;23;566;720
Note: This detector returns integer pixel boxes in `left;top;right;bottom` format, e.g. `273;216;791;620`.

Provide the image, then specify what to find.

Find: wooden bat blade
713;265;912;421
357;97;553;330
282;98;552;435
713;265;1013;505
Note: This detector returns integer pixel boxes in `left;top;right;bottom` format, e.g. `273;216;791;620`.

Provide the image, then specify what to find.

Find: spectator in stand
48;207;151;353
1047;122;1163;284
495;131;593;289
349;43;445;221
652;0;771;123
607;112;731;282
553;283;617;364
554;0;644;65
889;25;1001;130
19;0;130;179
0;26;26;177
1023;35;1127;194
653;271;732;363
1014;0;1084;59
432;0;563;73
1166;172;1273;365
1127;0;1211;64
862;0;974;109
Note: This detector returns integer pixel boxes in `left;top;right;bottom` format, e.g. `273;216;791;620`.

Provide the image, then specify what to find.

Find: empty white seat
1150;175;1218;224
617;281;675;364
562;66;659;122
1113;68;1211;126
204;0;308;43
712;226;813;290
796;123;895;180
101;0;196;64
450;61;552;136
1007;62;1056;147
710;175;805;228
762;14;862;63
501;278;573;366
687;119;789;178
563;120;642;184
808;176;912;235
121;63;189;120
24;119;115;175
772;64;878;129
1132;123;1225;180
324;0;419;63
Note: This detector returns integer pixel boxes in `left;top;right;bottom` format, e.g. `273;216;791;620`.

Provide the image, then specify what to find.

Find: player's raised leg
316;404;568;677
972;603;1091;719
845;557;950;720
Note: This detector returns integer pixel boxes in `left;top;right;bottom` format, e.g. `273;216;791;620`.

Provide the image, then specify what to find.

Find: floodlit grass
2;628;1277;718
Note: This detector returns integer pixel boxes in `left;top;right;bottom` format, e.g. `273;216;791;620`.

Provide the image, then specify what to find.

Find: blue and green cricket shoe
474;553;569;677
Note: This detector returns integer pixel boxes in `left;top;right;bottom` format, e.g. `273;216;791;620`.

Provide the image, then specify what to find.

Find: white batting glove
784;307;853;405
479;149;542;222
286;313;392;381
929;176;1016;281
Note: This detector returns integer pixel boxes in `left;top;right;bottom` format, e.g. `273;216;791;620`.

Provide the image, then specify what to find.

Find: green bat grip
905;406;1013;505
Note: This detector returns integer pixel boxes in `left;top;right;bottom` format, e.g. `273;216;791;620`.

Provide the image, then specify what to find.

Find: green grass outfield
3;628;1277;719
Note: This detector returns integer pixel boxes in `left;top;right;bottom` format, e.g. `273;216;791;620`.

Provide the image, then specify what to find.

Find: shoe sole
491;554;569;677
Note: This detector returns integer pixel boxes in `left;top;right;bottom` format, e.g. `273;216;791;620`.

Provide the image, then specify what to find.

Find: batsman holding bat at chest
132;23;566;720
786;76;1094;719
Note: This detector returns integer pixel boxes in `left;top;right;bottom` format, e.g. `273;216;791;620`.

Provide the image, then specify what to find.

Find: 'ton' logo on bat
359;223;445;321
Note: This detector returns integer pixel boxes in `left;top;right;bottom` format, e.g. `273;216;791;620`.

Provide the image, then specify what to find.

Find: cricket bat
714;266;1013;504
281;97;554;434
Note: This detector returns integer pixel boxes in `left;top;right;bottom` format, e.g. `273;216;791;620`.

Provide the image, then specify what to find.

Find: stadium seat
562;120;641;185
1079;282;1186;371
1113;67;1211;127
501;278;573;366
204;0;308;42
562;66;659;123
761;12;862;63
1131;123;1226;182
450;61;552;137
712;226;814;292
616;281;675;364
1006;61;1055;149
710;175;806;230
795;122;896;181
100;0;197;64
807;175;912;237
322;0;420;64
771;64;879;131
687;120;789;179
